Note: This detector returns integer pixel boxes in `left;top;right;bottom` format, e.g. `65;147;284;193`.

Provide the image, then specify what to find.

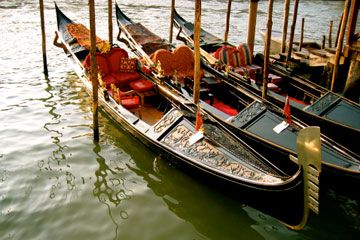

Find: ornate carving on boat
305;92;339;115
154;109;182;133
203;124;278;175
231;101;267;128
162;124;281;183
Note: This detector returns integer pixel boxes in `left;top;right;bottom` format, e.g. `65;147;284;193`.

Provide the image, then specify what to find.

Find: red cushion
108;48;129;73
237;43;252;65
214;46;234;66
110;72;141;88
119;58;137;72
130;79;154;92
121;96;140;109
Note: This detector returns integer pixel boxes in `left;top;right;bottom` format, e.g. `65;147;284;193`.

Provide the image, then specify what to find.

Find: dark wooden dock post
89;0;100;141
328;20;333;48
262;0;274;99
39;0;48;78
193;0;201;104
299;18;304;52
281;0;291;53
343;0;359;99
286;0;300;64
224;0;232;42
331;0;351;92
335;14;343;48
108;0;113;45
169;0;175;43
247;0;259;59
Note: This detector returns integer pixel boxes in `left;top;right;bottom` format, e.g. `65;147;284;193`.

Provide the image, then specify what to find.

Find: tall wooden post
330;0;351;92
328;20;333;48
343;0;359;98
108;0;113;45
286;0;300;64
346;0;358;47
247;0;259;59
281;0;291;53
224;0;232;42
262;0;274;99
193;0;201;104
89;0;100;141
299;18;304;52
39;0;48;78
335;14;343;48
169;0;175;43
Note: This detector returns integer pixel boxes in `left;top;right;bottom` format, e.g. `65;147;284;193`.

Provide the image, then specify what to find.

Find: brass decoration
286;126;322;230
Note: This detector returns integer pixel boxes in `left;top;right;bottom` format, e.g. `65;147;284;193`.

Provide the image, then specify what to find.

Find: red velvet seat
130;79;154;92
129;78;156;105
213;43;282;85
120;95;141;109
83;48;142;89
110;83;141;117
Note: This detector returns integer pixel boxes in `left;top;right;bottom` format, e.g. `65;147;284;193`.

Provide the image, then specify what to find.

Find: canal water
1;0;359;239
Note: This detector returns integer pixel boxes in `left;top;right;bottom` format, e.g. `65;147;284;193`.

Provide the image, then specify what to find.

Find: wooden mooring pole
169;0;175;43
343;0;359;99
335;14;343;48
39;0;48;78
89;0;100;141
108;0;113;45
330;0;351;92
247;0;259;59
224;0;232;42
286;0;300;64
262;0;274;99
299;18;304;52
328;20;333;48
281;0;291;53
193;0;201;104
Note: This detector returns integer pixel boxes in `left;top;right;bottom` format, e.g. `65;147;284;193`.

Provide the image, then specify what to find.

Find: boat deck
140;103;164;125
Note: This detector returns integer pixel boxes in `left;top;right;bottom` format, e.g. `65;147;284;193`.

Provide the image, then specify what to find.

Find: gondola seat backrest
83;47;142;89
151;45;204;80
214;43;263;80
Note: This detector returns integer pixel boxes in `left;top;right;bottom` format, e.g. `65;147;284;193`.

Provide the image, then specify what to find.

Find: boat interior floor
140;102;165;125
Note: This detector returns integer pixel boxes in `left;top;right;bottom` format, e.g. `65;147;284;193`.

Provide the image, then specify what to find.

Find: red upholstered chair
110;84;141;118
107;48;142;88
83;48;143;90
130;78;156;105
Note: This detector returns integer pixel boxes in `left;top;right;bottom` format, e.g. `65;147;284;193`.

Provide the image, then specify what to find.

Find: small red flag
283;95;292;124
195;108;204;132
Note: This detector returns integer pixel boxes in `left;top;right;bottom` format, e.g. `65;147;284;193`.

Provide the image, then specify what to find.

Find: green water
1;0;359;239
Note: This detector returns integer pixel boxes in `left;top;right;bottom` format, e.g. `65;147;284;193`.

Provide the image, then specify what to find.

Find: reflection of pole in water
92;143;132;239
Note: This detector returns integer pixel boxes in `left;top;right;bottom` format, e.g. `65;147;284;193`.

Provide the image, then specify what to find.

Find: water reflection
38;73;79;200
93;115;269;239
92;142;133;240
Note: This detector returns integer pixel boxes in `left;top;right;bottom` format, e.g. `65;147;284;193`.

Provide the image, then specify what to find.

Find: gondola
55;3;320;228
172;9;360;154
115;4;360;185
